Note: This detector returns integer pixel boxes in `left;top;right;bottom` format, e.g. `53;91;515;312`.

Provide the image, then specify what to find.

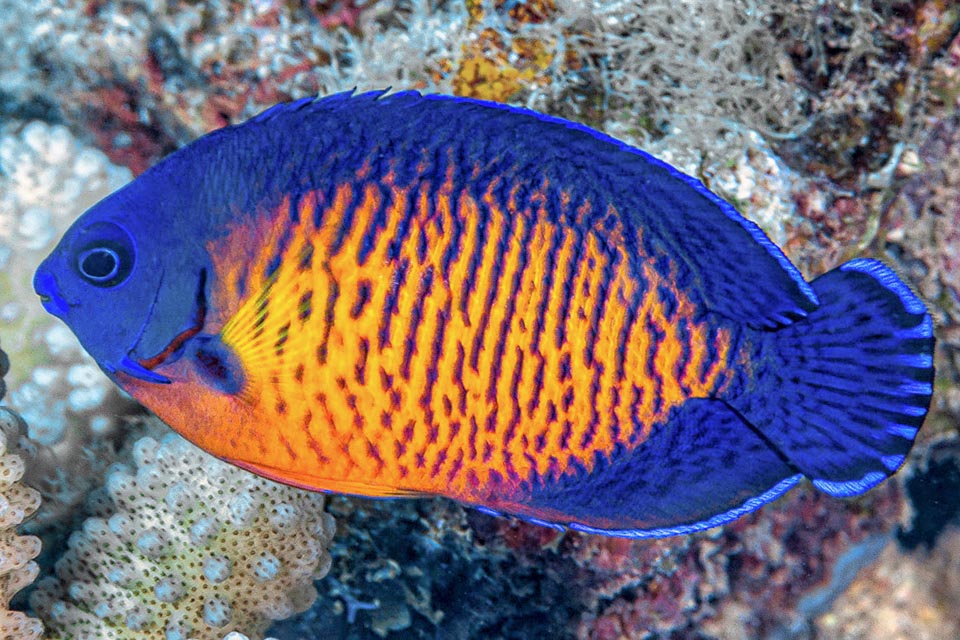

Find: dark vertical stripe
609;385;621;442
416;224;429;264
468;193;512;371
579;363;603;450
350;280;371;319
316;263;339;365
302;412;331;465
366;441;383;470
454;342;467;414
699;324;720;382
420;301;449;414
559;420;573;450
288;193;302;224
354;337;369;385
629;384;645;446
657;283;678;320
386;180;418;262
501;346;524;476
312;181;338;228
274;322;290;356
484;213;533;402
583;242;615;368
535;432;547;453
418;302;448;439
614;285;640;382
446;450;464;483
297;243;314;273
297;291;313;324
460;184;492;320
346;393;364;430
554;228;585;350
378;258;408;350
530;222;563;356
253;292;269;340
526;356;545;419
440;189;463;282
329;185;363;256
430;449;447;478
645;314;666;417
468;416;479;460
400;265;433;380
675;317;692;395
357;184;389;266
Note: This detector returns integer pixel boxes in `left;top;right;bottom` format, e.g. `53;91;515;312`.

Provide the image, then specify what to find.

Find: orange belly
123;170;738;507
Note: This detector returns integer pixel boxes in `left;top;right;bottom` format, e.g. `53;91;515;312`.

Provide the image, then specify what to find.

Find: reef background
1;1;959;638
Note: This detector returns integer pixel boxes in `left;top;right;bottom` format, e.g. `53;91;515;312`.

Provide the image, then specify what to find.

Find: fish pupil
79;247;119;281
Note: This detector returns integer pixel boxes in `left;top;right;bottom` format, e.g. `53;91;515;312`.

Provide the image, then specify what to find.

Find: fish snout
33;266;69;317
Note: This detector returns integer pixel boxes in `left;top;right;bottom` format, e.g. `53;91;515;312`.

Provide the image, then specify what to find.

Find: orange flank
121;167;738;506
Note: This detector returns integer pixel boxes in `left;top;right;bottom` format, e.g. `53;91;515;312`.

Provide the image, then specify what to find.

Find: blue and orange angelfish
34;91;935;538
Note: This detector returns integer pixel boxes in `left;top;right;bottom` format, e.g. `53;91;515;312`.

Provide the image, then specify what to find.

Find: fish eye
73;221;136;288
78;247;121;282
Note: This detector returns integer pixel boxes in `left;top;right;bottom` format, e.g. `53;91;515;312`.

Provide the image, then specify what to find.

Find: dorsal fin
200;90;819;329
415;92;820;328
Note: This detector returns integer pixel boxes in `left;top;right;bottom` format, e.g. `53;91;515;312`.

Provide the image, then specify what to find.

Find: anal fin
512;398;802;538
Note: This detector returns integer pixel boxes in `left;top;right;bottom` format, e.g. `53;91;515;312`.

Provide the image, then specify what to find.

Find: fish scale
208;156;737;505
35;91;934;537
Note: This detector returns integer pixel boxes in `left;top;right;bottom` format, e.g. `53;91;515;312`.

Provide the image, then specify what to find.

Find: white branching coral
0;120;131;417
0;408;43;640
0;120;138;532
31;432;335;640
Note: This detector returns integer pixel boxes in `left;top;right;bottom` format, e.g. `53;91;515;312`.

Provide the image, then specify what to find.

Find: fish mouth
34;269;70;316
118;269;208;384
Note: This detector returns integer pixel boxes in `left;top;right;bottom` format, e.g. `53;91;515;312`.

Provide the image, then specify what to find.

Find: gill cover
33;176;210;384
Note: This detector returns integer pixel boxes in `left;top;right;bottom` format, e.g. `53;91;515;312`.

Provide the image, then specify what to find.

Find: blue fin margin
728;258;934;497
498;398;806;538
239;89;819;329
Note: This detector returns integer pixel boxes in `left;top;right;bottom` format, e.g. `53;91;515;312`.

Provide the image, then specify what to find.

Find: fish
34;90;935;538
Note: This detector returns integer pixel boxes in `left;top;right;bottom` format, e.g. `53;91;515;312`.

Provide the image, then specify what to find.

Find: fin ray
497;399;802;537
727;259;935;496
236;90;819;329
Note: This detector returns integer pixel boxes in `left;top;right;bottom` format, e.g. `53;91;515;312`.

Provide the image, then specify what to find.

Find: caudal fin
727;258;935;497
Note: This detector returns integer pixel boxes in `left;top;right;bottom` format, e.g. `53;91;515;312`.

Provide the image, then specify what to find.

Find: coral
0;341;8;402
0;0;390;171
0;408;43;639
269;479;906;639
0;119;139;532
570;0;811;141
453;0;560;103
694;482;904;639
0;120;130;396
814;528;960;640
270;496;580;640
31;430;335;639
898;438;960;550
884;114;960;420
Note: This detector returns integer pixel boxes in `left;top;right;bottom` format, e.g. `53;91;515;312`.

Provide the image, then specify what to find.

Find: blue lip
34;269;69;317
